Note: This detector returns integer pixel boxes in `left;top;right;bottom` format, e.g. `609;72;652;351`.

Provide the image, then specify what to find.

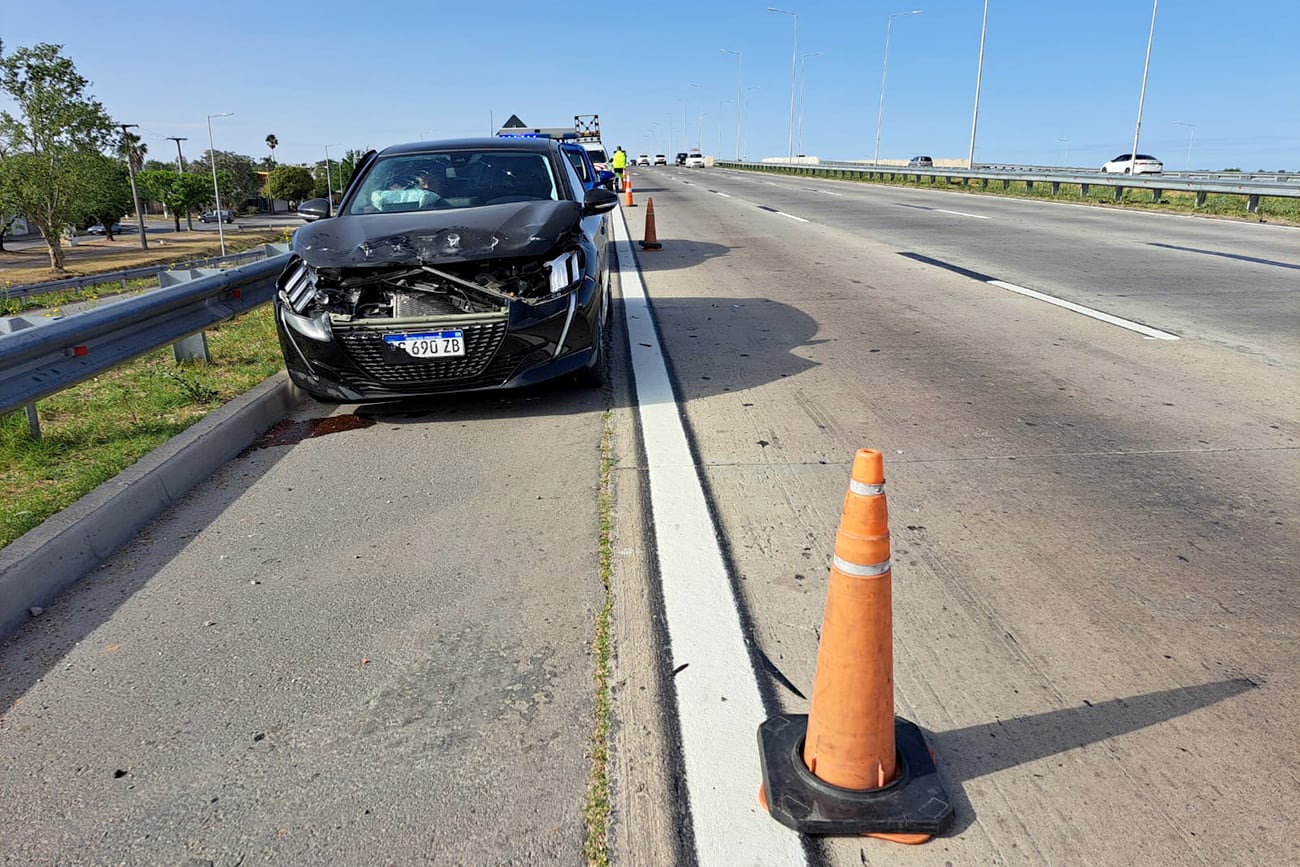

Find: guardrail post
1113;186;1124;202
1051;182;1060;195
1195;191;1207;208
1081;183;1090;196
1151;189;1162;202
1002;179;1010;190
981;178;988;189
158;268;223;362
1026;180;1034;191
24;405;40;439
1247;194;1260;214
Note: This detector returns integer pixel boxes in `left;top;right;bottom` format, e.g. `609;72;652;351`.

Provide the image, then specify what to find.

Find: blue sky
3;0;1297;171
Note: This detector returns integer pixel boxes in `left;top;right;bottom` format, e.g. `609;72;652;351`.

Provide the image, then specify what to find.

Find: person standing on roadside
612;146;628;187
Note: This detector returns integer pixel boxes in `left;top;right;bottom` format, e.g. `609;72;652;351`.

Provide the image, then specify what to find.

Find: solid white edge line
774;211;810;223
611;207;810;866
986;279;1180;340
714;191;732;198
935;208;989;219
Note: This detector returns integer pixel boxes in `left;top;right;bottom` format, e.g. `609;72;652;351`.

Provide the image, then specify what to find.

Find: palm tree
266;134;278;165
119;130;147;172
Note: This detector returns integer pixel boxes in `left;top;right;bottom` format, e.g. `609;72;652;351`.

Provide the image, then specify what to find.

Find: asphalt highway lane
615;166;1298;865
0;388;609;864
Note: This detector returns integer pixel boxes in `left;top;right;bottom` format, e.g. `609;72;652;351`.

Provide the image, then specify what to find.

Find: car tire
575;277;611;388
1123;167;1131;174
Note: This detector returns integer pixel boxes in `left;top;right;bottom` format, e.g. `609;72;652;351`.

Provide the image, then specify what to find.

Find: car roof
379;137;557;156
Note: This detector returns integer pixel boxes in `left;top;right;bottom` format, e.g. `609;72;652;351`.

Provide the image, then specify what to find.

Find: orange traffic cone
639;197;662;250
624;173;636;207
757;449;952;840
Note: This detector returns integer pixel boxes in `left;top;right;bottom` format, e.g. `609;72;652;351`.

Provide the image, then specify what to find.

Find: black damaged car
274;137;620;402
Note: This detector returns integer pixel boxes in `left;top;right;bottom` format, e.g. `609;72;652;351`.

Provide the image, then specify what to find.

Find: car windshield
347;149;559;215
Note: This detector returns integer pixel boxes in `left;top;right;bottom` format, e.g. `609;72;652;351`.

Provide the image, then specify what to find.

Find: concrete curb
0;372;298;641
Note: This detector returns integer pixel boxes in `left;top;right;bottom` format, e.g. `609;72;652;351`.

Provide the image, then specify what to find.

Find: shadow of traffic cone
624;174;636;207
757;449;953;842
639;197;662;250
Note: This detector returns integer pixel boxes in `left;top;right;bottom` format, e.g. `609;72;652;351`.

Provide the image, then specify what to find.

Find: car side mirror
583;188;620;215
298;198;332;222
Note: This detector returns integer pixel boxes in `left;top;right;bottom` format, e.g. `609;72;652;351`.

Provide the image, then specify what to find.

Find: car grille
335;319;509;385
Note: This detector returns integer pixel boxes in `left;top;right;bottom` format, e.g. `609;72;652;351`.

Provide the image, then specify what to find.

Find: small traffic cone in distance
757;448;953;841
639;197;662;250
624;174;636;207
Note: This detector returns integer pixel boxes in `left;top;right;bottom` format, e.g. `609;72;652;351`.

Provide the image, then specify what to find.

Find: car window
1136;154;1157;161
563;147;593;185
346;150;559;214
558;150;585;198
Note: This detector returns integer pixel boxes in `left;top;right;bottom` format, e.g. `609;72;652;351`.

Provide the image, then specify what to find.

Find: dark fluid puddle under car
275;138;620;402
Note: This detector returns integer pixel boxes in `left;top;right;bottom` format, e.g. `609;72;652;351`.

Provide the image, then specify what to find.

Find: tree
73;152;133;239
312;150;364;200
265;164;315;209
118;129;147;172
138;169;211;231
190;149;258;214
0;41;115;270
265;133;278;165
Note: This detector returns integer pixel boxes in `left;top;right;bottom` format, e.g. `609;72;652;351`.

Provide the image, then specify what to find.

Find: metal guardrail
720;161;1300;213
0;251;289;419
2;246;273;301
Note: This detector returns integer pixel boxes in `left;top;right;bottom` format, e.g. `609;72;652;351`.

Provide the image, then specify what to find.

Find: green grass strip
583;409;615;866
0;307;282;548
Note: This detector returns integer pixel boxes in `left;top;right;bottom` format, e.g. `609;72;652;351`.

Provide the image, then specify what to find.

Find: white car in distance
1100;153;1163;174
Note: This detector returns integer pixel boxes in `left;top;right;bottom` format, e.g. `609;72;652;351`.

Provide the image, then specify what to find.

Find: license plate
382;329;466;358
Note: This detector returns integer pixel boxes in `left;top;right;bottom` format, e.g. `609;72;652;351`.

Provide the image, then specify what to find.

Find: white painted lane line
758;205;810;223
712;190;733;198
611;209;810;867
935;208;989;219
987;280;1181;340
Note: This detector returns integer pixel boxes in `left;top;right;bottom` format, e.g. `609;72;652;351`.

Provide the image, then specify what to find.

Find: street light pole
206;112;233;255
689;83;703;150
875;10;921;166
116;123;149;250
1128;0;1159;175
744;85;761;160
796;51;823;157
967;0;989;168
768;7;798;164
1058;137;1070;166
721;49;743;160
1174;121;1194;169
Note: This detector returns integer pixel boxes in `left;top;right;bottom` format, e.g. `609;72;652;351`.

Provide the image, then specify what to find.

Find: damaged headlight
280;259;320;314
544;250;582;296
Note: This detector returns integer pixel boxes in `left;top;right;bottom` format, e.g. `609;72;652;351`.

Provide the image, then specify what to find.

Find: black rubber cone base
757;714;954;837
639;240;662;250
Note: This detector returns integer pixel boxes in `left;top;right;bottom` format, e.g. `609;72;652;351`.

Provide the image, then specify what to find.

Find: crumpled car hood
293;200;584;269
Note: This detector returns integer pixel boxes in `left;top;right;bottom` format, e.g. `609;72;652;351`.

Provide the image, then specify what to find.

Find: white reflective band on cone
833;555;891;577
849;480;885;496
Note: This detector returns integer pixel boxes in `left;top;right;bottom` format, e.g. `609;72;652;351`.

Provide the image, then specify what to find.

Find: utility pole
117;123;149;250
166;137;191;228
166;136;187;173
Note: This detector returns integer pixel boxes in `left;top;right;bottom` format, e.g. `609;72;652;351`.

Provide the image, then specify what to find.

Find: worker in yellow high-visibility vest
612;146;628;187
